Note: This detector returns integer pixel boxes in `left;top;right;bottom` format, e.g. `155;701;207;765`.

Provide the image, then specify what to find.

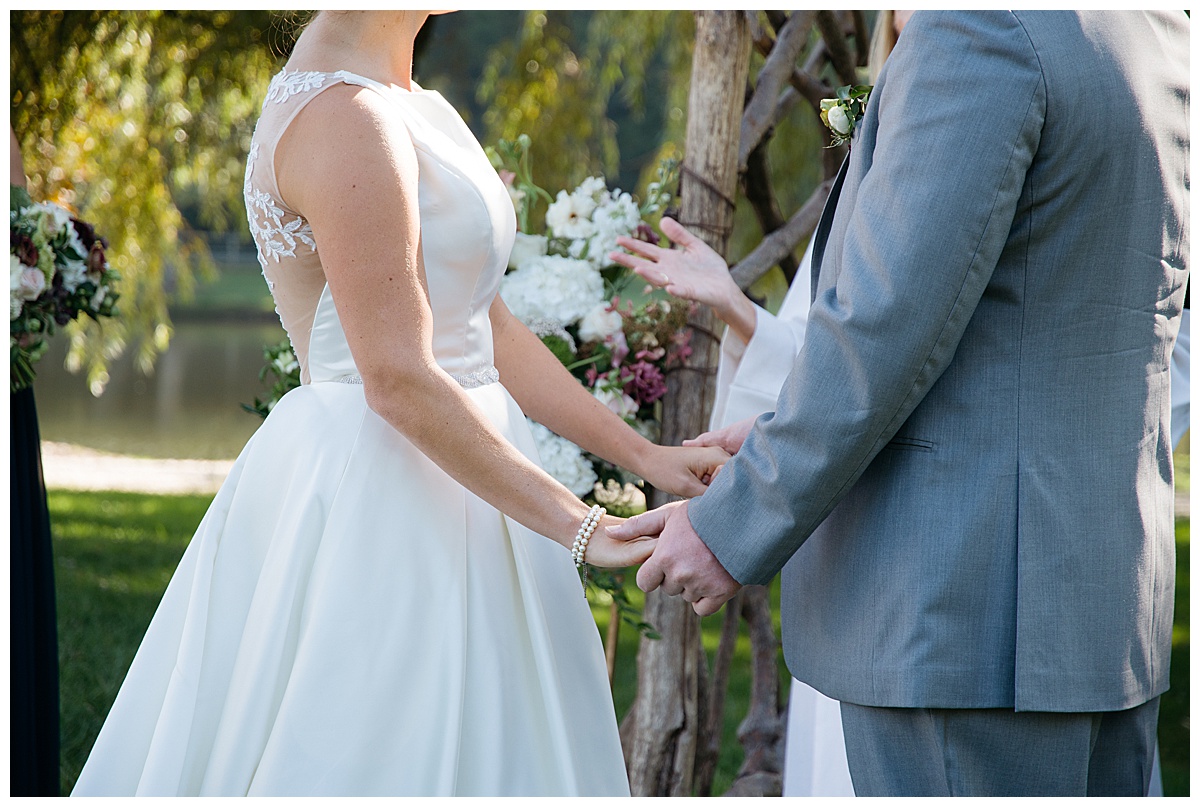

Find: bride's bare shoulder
275;81;417;217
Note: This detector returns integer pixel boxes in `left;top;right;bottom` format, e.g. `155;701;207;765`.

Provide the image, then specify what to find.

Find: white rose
827;104;852;138
593;386;639;420
577;302;624;344
18;266;46;302
507;232;548;270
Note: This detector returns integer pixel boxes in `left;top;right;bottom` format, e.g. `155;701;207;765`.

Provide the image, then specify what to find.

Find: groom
613;10;1189;797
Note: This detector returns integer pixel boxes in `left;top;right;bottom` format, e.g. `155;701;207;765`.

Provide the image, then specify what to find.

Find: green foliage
241;339;301;420
11;11;289;392
476;11;693;230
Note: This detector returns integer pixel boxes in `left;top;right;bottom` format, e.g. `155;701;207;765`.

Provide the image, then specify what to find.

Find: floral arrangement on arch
488;135;692;519
10;185;119;392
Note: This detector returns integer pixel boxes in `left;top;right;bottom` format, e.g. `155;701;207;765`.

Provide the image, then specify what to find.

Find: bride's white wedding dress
72;69;629;797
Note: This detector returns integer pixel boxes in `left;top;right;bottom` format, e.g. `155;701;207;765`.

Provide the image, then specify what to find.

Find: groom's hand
682;416;755;456
609;500;741;616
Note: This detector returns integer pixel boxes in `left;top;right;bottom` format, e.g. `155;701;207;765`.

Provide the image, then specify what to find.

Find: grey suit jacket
689;10;1189;712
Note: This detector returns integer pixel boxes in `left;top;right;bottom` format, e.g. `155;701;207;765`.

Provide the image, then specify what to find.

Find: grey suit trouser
840;698;1160;797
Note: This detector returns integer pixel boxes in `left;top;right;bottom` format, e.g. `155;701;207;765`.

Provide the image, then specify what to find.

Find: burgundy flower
635;222;658;243
12;231;38;267
87;242;106;275
622;360;667;406
72;217;98;250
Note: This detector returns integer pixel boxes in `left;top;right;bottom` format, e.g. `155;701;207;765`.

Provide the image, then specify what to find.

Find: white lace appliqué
244;70;371;267
243;142;317;266
264;70;330;104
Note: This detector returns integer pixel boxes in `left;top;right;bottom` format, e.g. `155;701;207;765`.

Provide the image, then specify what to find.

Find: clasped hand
607;416;756;616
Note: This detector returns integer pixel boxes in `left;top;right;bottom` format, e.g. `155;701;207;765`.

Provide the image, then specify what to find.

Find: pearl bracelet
571;504;605;594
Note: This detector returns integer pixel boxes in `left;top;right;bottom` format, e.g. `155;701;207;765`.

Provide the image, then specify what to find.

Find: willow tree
11;10;291;393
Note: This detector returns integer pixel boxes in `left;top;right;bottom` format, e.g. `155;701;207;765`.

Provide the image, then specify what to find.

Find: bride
72;10;727;797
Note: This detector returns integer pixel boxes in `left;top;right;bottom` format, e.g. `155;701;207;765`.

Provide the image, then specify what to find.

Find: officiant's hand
609;217;758;345
682;416;755;456
636;443;730;497
608;500;741;616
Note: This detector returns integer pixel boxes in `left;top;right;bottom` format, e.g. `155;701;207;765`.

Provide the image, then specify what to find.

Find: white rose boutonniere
820;84;872;148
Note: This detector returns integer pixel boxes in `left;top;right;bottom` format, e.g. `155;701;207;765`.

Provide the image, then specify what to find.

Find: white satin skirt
72;379;629;796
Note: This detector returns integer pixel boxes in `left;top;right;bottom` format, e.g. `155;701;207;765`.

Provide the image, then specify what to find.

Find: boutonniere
820;84;872;147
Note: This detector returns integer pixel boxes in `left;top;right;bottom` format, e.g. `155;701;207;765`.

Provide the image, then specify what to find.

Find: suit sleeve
688;11;1047;585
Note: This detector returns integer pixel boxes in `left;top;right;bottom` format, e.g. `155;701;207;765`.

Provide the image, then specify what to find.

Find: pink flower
622;360;667;406
609;330;630;366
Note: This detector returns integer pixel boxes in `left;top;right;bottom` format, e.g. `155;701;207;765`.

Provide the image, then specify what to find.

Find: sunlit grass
53;489;1189;796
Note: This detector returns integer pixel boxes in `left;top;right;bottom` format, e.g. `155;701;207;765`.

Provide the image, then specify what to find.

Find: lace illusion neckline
267;68;432;103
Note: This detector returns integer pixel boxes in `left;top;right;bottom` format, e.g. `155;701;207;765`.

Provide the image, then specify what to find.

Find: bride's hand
609;217;742;313
637;443;730;498
582;515;657;569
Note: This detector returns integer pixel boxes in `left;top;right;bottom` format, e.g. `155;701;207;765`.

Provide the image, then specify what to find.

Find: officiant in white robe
706;239;854;797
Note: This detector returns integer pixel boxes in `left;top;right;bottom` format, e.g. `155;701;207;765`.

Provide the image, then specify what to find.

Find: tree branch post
621;10;750;797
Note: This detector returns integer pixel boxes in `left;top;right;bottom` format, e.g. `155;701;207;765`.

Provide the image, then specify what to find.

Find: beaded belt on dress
334;366;499;390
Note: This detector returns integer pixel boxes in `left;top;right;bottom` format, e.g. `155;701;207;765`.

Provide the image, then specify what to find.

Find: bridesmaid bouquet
489;136;692;513
9;186;119;392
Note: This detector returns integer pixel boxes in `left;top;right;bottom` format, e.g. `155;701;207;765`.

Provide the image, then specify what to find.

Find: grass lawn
52;489;1189;796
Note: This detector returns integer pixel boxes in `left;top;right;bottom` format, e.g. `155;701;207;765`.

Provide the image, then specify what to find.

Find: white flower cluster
526;419;598;497
10;202;92;321
500;254;605;328
545;176;642;271
502;175;652;336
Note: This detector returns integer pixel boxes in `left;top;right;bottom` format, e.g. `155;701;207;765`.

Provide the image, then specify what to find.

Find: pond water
34;320;287;460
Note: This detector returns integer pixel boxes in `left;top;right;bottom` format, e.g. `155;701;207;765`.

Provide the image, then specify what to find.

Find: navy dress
11;386;60;796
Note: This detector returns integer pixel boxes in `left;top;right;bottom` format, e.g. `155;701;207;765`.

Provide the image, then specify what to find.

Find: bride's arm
490;297;727;498
275;83;647;566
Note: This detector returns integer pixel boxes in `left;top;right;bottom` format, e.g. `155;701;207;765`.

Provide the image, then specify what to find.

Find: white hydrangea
577;301;625;344
508;232;548;270
527;419;598;497
500;254;605;327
